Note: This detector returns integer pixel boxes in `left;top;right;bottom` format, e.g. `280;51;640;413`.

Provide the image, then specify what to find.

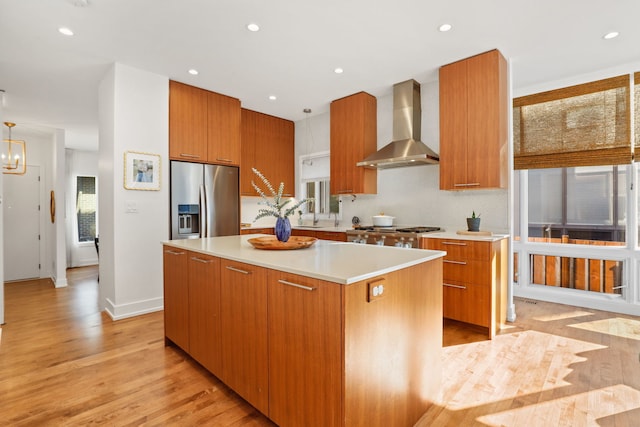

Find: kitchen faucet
309;200;319;225
333;212;339;227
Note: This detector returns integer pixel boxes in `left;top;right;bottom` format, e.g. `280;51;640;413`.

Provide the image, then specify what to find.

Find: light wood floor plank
2;267;639;426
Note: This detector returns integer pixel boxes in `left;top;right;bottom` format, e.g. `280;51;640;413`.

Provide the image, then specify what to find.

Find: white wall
66;149;99;267
98;63;169;320
293;80;509;232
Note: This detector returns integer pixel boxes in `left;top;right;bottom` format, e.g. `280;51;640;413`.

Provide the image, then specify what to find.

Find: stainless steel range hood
357;79;439;169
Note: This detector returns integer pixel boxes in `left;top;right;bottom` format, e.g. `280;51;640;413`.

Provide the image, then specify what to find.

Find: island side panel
343;259;443;427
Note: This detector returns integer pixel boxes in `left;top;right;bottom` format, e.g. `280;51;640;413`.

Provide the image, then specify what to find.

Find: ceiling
1;0;639;151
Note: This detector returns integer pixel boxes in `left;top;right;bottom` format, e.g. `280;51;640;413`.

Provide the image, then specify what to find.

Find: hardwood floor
2;267;639;426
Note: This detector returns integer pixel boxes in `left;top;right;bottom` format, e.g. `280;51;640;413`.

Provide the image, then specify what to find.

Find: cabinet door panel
439;59;468;190
467;50;502;188
188;253;221;376
267;271;342;427
163;247;190;351
443;259;489;285
207;92;241;165
220;260;268;414
169;81;208;161
443;280;490;327
330;92;377;195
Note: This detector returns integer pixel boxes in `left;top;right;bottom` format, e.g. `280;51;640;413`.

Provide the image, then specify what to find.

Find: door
204;164;239;237
3;165;40;281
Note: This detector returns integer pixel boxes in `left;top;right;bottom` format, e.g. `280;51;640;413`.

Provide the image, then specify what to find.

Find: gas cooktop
350;225;441;233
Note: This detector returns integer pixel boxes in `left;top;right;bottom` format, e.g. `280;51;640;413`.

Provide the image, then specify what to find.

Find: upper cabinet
169;80;241;165
330;92;377;195
240;108;295;197
207;90;241;165
439;49;508;190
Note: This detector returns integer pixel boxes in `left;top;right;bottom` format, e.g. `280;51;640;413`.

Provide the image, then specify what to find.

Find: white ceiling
1;0;639;151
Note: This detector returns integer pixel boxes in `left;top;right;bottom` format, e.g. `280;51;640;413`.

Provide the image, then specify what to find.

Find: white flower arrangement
252;168;311;220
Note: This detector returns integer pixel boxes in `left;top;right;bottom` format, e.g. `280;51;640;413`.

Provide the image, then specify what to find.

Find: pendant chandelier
2;121;27;175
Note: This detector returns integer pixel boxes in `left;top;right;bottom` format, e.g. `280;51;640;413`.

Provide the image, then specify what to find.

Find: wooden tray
247;236;318;250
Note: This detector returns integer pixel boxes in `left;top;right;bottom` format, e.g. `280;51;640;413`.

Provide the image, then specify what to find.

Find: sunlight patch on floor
568;317;640;341
532;310;594;322
438;330;607;411
477;384;640;426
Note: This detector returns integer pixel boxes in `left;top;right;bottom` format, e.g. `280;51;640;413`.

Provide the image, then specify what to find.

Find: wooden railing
514;237;624;295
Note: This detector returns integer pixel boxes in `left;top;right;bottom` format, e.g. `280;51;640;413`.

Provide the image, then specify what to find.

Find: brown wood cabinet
169;80;241;165
187;252;221;376
330;92;377;195
422;237;507;338
169;81;208;162
240;227;273;235
267;270;343;427
207;90;241;165
291;229;347;241
163;247;190;351
219;259;269;414
439;49;508;190
241;108;294;196
164;244;443;426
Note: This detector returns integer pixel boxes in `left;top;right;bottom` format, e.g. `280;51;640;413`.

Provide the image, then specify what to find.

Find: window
300;152;340;217
514;74;634;300
76;175;97;243
528;166;625;242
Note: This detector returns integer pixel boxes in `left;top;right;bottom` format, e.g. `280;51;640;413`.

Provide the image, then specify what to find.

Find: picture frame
124;151;161;191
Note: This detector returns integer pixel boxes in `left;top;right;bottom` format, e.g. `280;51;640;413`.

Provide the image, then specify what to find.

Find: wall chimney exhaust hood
357;79;439;169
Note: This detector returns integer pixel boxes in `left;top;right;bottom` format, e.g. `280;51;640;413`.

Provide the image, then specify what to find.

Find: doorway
3;165;41;281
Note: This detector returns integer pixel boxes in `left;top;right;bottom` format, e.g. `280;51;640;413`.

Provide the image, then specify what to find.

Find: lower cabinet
422;237;507;338
291;229;347;241
163;247;190;351
219;259;269;415
187;252;221;376
267;270;342;427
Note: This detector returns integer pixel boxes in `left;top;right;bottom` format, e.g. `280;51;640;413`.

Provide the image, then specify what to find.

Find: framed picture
124;151;161;191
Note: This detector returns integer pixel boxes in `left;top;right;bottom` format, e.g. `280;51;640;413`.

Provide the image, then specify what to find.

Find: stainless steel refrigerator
170;161;240;240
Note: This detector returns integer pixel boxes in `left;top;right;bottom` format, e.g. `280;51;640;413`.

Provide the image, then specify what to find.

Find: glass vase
275;217;292;242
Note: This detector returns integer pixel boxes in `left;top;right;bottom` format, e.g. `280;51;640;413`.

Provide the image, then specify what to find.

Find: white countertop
421;229;509;242
163;234;445;285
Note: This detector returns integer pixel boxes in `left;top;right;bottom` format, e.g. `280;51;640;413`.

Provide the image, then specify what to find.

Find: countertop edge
163;236;445;285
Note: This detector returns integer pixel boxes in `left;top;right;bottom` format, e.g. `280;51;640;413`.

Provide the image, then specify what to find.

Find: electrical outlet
367;279;386;303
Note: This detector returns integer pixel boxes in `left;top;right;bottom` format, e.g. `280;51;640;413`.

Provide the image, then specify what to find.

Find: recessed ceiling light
188;69;199;75
334;68;344;74
247;23;260;32
603;31;619;40
269;95;277;100
439;24;452;32
58;27;74;36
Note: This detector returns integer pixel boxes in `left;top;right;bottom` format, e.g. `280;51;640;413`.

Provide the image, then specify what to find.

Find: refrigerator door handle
199;184;207;238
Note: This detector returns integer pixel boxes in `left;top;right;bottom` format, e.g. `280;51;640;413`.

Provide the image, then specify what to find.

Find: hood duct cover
357;79;439;169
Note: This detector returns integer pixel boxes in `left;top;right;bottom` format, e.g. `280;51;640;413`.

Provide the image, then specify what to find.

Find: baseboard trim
103;296;163;321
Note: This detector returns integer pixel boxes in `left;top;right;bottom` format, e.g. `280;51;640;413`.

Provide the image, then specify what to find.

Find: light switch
126;201;138;213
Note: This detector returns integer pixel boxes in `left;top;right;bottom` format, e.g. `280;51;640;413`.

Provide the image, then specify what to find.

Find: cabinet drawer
443;259;490;285
442;280;490;327
424;238;490;261
316;231;347;242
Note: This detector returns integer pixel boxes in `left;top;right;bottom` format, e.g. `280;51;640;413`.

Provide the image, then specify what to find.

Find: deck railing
514;237;624;295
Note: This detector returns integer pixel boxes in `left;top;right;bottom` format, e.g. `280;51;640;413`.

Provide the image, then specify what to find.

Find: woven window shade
513;75;631;170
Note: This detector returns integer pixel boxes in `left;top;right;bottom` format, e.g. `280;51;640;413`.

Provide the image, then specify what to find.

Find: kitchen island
163;235;445;427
